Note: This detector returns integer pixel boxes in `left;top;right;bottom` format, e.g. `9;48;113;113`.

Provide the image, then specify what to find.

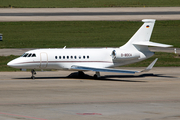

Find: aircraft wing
71;58;158;74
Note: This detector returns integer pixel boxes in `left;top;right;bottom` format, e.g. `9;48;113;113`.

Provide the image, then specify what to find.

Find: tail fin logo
146;25;150;28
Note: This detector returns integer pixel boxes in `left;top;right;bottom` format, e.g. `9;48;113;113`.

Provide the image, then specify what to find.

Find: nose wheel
31;69;36;79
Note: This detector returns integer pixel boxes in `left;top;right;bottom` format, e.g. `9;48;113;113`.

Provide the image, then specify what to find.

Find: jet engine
111;50;140;60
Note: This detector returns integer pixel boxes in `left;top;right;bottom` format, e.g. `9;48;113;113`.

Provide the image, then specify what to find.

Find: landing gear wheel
31;69;36;79
31;76;35;79
94;72;100;79
93;74;98;79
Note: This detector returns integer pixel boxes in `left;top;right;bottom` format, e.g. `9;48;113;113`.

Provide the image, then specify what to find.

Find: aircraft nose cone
7;61;14;67
7;57;26;69
7;59;20;68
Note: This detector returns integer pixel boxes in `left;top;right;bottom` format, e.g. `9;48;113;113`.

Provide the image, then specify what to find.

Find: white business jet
7;19;172;79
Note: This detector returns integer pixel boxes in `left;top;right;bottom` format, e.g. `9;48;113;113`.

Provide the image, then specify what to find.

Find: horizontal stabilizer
71;58;158;74
142;19;156;23
133;41;172;47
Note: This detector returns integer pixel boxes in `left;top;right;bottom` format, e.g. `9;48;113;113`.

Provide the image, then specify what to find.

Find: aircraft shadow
102;73;175;79
97;73;176;82
13;72;176;82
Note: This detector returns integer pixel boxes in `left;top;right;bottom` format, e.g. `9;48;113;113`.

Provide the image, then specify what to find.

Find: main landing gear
78;71;101;79
31;69;36;79
94;71;100;79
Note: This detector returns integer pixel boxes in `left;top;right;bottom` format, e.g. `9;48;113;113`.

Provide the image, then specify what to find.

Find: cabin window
32;54;36;57
83;56;85;59
59;56;61;59
55;56;57;59
71;56;73;59
63;56;65;59
87;56;89;59
74;56;77;59
67;56;69;59
79;56;81;59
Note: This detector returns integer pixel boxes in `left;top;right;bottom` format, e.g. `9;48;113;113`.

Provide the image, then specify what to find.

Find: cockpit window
22;53;29;57
32;54;36;57
21;53;25;57
28;53;32;57
22;53;36;57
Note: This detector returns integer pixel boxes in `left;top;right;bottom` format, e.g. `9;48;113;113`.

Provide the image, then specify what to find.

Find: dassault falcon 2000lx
7;19;172;79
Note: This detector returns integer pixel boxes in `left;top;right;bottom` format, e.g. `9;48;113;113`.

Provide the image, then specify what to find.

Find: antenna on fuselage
63;46;66;49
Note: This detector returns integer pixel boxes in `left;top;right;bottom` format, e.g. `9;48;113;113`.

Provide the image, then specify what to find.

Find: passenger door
40;52;48;69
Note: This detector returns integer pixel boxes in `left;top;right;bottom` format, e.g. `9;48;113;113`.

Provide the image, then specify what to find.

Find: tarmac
0;7;180;21
1;7;180;120
0;67;180;120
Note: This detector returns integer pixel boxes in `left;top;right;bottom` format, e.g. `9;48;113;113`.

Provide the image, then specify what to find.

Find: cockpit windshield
28;53;32;57
32;54;36;57
22;53;29;57
22;53;36;57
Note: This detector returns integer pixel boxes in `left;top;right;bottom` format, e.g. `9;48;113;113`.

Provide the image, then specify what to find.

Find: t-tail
120;19;172;59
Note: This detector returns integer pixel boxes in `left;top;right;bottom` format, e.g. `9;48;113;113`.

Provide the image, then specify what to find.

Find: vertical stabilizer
120;19;156;50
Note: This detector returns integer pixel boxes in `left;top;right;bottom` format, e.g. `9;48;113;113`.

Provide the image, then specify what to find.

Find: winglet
141;58;158;72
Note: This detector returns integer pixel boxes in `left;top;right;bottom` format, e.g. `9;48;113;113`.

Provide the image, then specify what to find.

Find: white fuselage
7;48;154;70
7;19;172;78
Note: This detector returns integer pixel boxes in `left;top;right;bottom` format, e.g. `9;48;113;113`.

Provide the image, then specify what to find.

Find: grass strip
0;20;179;48
0;55;19;71
0;0;180;8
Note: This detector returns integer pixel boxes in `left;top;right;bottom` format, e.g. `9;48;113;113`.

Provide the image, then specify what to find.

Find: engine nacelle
111;49;140;60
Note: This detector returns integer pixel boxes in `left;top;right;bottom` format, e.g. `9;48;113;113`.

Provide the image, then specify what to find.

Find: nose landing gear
31;69;36;79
